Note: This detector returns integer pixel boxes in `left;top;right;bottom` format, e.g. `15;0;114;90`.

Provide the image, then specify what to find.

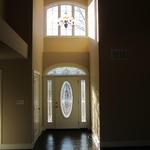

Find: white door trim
0;70;2;145
44;76;90;129
33;71;41;143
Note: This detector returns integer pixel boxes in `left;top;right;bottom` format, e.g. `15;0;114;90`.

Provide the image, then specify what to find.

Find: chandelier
58;13;75;28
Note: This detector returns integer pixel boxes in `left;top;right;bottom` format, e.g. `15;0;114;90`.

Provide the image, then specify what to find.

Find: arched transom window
47;67;87;76
46;3;87;36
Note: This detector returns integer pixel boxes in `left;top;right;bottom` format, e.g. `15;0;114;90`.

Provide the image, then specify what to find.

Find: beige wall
88;0;100;143
0;60;32;144
89;39;100;141
44;0;87;6
43;0;89;71
44;37;89;53
43;52;89;71
0;0;33;145
100;0;150;145
33;0;44;73
32;0;44;142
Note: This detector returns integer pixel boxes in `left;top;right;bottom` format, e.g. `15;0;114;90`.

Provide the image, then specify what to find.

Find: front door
54;77;79;128
45;76;90;129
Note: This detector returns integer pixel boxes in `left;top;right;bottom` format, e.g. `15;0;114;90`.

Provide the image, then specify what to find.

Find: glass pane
61;25;72;36
81;80;86;122
47;67;86;76
47;80;52;123
60;5;72;36
60;81;73;118
88;0;95;39
61;5;72;16
47;6;58;36
74;6;86;36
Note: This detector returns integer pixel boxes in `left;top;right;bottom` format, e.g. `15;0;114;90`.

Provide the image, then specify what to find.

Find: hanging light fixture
58;12;75;28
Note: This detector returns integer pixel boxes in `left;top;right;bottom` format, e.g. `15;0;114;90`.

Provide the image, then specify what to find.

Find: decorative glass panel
81;80;86;122
47;67;86;76
60;5;72;36
74;6;86;36
47;80;52;122
60;81;73;118
47;6;58;36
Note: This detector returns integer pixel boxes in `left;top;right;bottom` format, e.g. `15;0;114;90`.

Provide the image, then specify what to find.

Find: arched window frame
46;67;87;76
45;2;88;37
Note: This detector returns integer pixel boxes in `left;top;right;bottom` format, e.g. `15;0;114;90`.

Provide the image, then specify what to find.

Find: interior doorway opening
43;64;90;129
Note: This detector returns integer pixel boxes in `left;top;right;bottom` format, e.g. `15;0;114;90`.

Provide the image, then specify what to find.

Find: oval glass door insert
60;81;73;118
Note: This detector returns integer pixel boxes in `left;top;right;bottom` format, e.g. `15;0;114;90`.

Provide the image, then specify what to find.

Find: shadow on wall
100;0;150;145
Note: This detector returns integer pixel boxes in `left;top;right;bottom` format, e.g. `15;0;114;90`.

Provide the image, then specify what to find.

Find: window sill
44;36;89;39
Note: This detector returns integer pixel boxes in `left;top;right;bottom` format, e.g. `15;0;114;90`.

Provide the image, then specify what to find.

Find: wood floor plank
33;129;99;150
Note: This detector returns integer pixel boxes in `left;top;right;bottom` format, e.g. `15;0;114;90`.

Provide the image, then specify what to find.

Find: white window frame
81;80;86;122
47;67;87;76
45;2;88;37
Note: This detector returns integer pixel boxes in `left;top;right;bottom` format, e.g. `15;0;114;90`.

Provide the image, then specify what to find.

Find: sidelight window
47;80;53;122
81;80;86;122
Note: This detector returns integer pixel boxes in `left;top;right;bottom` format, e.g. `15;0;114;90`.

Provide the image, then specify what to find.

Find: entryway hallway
33;129;98;150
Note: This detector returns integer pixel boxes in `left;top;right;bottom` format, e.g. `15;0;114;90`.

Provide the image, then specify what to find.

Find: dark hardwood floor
33;129;99;150
33;129;150;150
102;147;150;150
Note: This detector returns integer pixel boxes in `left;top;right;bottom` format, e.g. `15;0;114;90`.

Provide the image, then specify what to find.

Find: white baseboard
101;140;150;148
0;143;33;149
40;126;44;135
92;134;100;150
32;127;43;146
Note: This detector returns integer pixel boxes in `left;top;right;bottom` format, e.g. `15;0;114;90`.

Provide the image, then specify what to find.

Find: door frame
33;71;41;143
44;75;90;129
0;70;2;145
